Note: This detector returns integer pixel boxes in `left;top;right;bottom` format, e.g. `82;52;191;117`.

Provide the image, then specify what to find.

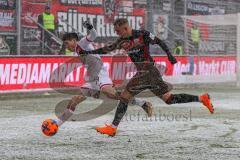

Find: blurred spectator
190;24;200;55
59;45;73;55
38;5;58;54
59;44;73;55
173;40;183;55
0;35;10;55
182;55;194;75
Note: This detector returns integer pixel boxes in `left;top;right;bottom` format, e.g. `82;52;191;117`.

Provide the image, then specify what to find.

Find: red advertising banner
169;56;236;76
0;9;16;31
21;0;144;35
51;0;144;37
0;56;236;92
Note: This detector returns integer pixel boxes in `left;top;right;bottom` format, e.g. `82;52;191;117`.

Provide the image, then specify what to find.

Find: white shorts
82;65;113;91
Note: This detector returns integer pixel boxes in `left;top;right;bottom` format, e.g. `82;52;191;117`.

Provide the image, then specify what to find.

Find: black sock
166;94;199;104
112;100;128;127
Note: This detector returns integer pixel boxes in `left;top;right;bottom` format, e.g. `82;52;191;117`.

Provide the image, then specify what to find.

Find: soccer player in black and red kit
80;18;214;136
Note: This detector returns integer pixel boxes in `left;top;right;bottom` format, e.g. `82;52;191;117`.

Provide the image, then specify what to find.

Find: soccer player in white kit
55;21;152;128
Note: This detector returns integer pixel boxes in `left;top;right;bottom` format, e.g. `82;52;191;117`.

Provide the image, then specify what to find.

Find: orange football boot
200;93;214;114
96;124;117;137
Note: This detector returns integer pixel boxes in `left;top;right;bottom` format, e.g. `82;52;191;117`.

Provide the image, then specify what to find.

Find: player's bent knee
101;86;118;100
164;94;173;105
120;92;132;103
165;100;173;105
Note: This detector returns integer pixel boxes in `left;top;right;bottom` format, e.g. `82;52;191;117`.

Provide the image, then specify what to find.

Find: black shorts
126;65;173;97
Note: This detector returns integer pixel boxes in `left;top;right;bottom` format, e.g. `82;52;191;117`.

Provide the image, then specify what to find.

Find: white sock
129;98;145;106
56;119;63;127
111;124;117;128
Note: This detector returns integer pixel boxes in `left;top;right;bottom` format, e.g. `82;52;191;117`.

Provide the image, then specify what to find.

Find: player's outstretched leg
163;92;214;114
56;95;86;127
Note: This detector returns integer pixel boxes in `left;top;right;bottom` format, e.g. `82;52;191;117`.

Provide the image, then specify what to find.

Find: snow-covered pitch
0;88;240;160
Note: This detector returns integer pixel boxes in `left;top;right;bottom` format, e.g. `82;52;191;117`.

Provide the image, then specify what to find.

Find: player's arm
78;21;97;49
83;21;97;42
75;21;119;55
144;30;177;64
79;40;119;55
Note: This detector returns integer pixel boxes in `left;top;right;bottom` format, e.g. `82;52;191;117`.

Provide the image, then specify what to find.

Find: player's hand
168;54;177;64
83;21;93;30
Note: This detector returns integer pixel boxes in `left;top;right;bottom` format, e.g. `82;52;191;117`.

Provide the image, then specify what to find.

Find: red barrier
0;56;236;92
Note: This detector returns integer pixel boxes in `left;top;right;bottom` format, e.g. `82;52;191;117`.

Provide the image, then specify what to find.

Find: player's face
64;39;77;52
114;24;129;37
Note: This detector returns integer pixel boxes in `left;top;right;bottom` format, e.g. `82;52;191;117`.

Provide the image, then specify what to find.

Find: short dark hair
45;5;51;10
62;32;79;41
114;18;129;26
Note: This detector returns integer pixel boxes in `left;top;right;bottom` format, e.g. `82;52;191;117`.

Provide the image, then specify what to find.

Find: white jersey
75;29;103;81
